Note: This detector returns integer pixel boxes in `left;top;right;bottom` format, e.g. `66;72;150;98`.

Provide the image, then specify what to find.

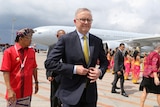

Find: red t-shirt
0;43;37;99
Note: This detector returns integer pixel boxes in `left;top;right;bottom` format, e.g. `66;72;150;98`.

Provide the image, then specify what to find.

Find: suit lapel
73;31;86;64
73;32;95;66
88;34;94;66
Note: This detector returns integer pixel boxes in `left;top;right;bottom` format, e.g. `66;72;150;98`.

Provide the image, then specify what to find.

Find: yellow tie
83;35;89;64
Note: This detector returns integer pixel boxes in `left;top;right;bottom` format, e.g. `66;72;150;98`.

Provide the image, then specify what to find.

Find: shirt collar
119;48;123;52
76;30;89;39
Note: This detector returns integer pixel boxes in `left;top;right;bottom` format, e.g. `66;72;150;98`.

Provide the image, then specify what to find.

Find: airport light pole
11;18;16;45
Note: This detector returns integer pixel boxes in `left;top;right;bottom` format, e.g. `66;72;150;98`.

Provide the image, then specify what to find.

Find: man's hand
76;65;89;75
117;71;122;75
7;89;16;104
47;77;54;81
34;82;39;94
87;67;101;83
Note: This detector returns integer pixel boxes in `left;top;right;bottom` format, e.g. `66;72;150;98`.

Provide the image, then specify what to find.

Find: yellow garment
134;61;140;66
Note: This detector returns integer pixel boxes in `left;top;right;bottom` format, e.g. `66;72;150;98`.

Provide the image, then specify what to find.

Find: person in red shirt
0;28;39;107
139;43;160;107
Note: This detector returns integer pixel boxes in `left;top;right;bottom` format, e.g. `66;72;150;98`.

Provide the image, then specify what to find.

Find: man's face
57;31;65;39
21;35;32;47
74;11;92;35
120;45;125;51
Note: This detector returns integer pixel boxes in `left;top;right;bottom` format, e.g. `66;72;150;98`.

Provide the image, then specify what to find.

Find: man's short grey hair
75;8;92;18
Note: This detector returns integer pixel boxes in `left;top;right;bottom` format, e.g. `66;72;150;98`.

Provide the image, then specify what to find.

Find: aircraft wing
122;34;160;47
103;34;160;48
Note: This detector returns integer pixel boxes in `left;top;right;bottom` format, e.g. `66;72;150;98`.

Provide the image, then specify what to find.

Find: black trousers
50;80;61;107
62;89;96;107
112;71;125;93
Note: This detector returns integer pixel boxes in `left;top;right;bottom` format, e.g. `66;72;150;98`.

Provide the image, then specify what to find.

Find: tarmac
0;51;158;107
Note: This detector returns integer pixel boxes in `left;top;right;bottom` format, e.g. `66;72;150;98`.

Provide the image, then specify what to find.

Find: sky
0;0;160;47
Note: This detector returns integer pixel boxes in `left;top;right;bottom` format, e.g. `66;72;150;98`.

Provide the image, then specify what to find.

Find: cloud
0;0;160;45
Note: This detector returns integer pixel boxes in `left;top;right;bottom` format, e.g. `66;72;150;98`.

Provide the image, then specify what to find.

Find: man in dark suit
46;30;66;107
111;43;128;97
45;8;108;107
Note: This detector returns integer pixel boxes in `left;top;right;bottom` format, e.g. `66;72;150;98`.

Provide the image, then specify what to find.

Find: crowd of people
0;7;160;107
106;47;145;84
106;43;160;107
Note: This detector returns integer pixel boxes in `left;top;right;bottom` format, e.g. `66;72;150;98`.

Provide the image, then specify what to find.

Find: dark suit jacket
45;30;108;105
46;44;61;83
113;49;125;73
46;44;56;78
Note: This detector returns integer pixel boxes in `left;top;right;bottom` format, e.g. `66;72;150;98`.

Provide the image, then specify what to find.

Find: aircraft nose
31;27;58;46
32;29;39;40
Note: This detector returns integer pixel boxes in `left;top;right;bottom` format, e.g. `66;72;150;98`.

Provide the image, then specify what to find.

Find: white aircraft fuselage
32;25;159;52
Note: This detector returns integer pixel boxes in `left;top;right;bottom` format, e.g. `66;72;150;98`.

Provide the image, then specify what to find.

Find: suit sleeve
44;36;74;79
114;51;120;72
98;40;109;79
46;70;58;79
46;44;58;79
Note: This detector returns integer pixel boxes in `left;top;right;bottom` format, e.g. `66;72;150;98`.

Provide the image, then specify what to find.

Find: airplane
32;25;160;52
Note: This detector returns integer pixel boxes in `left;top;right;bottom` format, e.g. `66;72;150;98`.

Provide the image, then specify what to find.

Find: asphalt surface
0;52;158;107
